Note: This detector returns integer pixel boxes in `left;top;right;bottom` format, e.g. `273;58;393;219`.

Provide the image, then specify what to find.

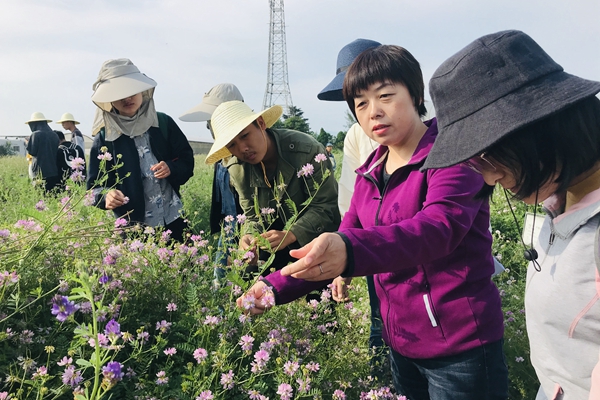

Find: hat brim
205;104;282;164
91;73;157;103
56;119;80;124
179;103;216;122
317;72;346;101
25;118;52;124
423;72;600;170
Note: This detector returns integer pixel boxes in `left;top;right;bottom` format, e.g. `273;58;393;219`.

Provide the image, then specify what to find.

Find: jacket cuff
337;232;355;278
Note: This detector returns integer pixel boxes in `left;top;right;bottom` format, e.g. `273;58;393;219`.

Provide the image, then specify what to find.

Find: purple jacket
265;119;504;359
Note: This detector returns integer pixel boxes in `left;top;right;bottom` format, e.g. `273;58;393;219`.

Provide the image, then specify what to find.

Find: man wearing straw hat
180;83;244;278
56;112;85;151
206;101;340;276
25;112;60;191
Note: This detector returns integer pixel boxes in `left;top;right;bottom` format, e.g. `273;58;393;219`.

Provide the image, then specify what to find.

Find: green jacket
227;128;340;246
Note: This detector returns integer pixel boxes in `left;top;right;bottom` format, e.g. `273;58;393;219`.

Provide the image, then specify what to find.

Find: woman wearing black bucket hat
424;30;600;399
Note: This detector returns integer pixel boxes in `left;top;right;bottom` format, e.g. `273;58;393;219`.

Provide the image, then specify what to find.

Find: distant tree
0;142;15;157
335;130;346;149
316;128;333;148
280;106;312;135
272;119;284;129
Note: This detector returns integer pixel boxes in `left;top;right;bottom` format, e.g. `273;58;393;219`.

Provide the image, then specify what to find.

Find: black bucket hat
423;30;600;170
317;38;381;101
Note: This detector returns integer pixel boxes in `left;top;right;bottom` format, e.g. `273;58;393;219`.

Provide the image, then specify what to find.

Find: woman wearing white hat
87;58;194;242
56;112;84;151
25;112;60;191
205;100;340;276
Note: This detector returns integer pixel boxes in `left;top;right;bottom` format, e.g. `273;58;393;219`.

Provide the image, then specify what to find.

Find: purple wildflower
220;370;234;390
283;360;300;376
314;153;327;163
102;361;124;385
164;347;177;356
155;370;168;385
239;335;255;352
97;152;113;161
70;171;85;183
196;391;214;400
51;295;79;322
35;200;47;211
71;157;85;171
114;218;127;228
166;302;177;312
155;320;172;333
193;348;208;363
62;365;83;387
297;163;315;178
277;383;293;400
236;214;246;224
104;319;121;338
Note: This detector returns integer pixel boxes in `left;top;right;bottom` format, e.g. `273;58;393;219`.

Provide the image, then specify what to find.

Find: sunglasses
463;153;497;175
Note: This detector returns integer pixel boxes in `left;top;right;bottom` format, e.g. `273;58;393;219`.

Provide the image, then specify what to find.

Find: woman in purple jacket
238;45;507;400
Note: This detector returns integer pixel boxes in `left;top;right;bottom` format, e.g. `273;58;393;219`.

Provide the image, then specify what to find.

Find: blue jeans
367;275;384;350
389;340;508;400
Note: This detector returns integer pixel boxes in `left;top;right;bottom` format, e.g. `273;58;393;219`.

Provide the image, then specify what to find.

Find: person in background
87;58;194;243
205;100;340;277
180;83;244;277
55;130;86;189
325;142;336;172
423;29;600;400
25;112;60;192
56;113;85;150
317;37;384;373
240;44;508;400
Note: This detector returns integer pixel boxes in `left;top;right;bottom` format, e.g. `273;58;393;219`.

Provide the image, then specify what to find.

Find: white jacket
338;123;378;216
528;188;600;400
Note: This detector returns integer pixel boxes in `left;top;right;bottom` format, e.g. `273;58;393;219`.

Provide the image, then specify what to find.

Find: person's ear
256;117;267;130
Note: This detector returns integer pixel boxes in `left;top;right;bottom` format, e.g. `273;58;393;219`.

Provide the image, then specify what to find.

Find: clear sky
2;0;599;143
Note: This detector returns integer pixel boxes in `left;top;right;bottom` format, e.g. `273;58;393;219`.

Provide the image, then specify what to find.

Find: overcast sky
2;0;599;143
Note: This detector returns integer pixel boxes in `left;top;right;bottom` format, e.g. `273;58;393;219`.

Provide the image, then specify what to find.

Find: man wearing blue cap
317;38;385;376
325;142;336;172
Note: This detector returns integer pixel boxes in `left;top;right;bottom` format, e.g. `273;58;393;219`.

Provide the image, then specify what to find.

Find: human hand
281;233;348;281
151;161;171;179
240;234;258;265
236;281;276;315
260;230;297;251
105;189;127;210
331;276;352;302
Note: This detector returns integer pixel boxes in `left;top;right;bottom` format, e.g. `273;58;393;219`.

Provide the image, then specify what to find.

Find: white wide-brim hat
56;112;80;124
91;58;156;111
179;83;244;122
25;112;52;124
205;101;282;164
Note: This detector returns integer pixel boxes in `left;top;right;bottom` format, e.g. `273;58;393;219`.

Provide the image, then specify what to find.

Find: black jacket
86;113;194;223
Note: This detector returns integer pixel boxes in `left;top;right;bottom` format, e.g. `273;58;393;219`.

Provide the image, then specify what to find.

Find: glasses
463;153;497;175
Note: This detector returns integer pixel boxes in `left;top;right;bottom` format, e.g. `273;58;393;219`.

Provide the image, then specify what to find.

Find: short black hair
485;96;600;200
54;130;65;141
342;45;427;119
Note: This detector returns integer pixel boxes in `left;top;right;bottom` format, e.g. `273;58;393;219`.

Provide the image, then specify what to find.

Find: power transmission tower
263;0;293;116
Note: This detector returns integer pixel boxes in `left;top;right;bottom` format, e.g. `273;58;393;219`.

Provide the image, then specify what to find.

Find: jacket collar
544;188;600;238
357;118;438;176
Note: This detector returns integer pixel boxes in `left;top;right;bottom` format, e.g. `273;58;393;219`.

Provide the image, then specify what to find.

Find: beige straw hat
25;112;52;124
205;101;282;164
179;83;244;122
56;112;80;124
